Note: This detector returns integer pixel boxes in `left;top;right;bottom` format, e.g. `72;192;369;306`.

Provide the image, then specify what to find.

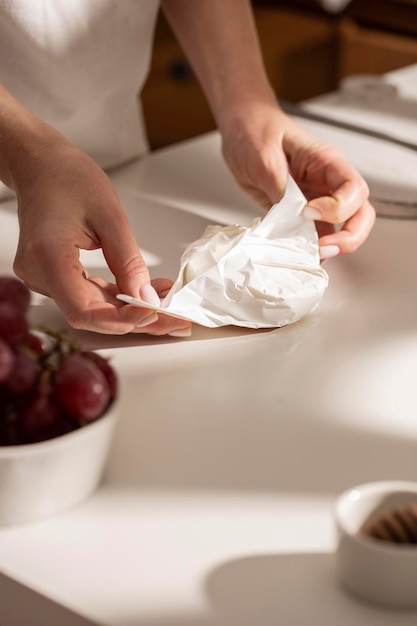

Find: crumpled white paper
117;176;328;328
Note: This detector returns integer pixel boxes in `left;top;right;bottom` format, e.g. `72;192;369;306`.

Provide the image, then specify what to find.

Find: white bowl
335;480;417;609
0;403;118;526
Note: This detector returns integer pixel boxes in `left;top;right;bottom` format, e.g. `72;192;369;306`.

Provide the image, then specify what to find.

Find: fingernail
159;289;171;299
320;245;340;260
136;312;159;327
303;207;322;221
168;328;192;338
140;284;160;307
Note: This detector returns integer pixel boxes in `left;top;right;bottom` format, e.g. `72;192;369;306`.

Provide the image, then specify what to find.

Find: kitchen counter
0;131;416;626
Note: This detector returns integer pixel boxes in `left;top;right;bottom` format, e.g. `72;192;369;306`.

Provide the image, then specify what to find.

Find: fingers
221;114;289;209
130;278;192;337
84;277;192;337
63;275;191;336
97;210;186;327
304;173;369;226
24;245;147;333
85;210;187;332
317;200;376;257
248;147;289;207
240;157;288;210
299;156;374;257
98;212;151;298
16;239;192;335
150;277;175;299
130;314;192;337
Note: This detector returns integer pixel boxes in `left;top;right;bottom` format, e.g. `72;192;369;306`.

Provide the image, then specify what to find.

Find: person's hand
11;139;191;336
220;100;376;260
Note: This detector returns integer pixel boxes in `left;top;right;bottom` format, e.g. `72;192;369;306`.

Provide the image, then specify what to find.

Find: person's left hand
220;100;376;260
11;135;192;336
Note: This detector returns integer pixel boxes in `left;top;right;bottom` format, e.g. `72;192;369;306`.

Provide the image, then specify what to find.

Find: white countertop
0;131;416;626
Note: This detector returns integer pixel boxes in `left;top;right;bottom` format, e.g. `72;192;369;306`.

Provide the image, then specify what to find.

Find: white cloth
0;0;160;200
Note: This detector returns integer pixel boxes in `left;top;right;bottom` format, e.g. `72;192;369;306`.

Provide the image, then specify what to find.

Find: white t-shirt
0;0;160;200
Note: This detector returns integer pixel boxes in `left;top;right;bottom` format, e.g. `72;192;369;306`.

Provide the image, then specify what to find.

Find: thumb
99;216;153;299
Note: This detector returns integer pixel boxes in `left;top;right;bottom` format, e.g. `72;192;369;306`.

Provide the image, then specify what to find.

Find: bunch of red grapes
0;276;117;445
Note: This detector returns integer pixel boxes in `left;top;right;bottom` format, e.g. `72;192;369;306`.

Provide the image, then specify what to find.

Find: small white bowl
0;403;118;526
335;480;417;609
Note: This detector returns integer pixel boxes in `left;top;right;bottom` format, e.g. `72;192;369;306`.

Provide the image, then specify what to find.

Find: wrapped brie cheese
118;176;328;329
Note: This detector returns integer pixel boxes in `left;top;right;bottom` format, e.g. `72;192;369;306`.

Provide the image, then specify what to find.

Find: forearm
0;84;63;191
161;0;277;130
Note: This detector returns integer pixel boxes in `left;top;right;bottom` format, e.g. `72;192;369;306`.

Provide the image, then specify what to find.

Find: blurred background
141;0;417;150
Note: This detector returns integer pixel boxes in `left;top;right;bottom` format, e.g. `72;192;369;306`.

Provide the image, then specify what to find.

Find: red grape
19;389;63;443
54;353;111;421
0;338;15;382
6;349;40;395
0;276;31;314
0;275;118;446
81;351;118;402
0;302;28;345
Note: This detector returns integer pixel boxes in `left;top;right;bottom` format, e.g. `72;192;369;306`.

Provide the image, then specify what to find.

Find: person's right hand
10;137;191;336
219;101;375;260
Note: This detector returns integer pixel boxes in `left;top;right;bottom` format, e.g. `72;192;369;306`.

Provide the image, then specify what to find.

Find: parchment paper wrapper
117;176;328;328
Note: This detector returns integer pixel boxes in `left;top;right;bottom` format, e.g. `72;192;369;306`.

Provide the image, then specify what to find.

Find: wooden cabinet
141;7;337;149
337;17;417;78
344;0;417;39
141;1;417;150
252;8;338;103
140;16;216;150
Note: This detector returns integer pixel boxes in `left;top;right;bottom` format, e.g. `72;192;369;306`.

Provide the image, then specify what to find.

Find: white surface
0;132;416;625
304;64;417;147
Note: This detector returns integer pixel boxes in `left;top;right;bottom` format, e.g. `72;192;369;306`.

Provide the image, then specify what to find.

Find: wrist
216;92;285;139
